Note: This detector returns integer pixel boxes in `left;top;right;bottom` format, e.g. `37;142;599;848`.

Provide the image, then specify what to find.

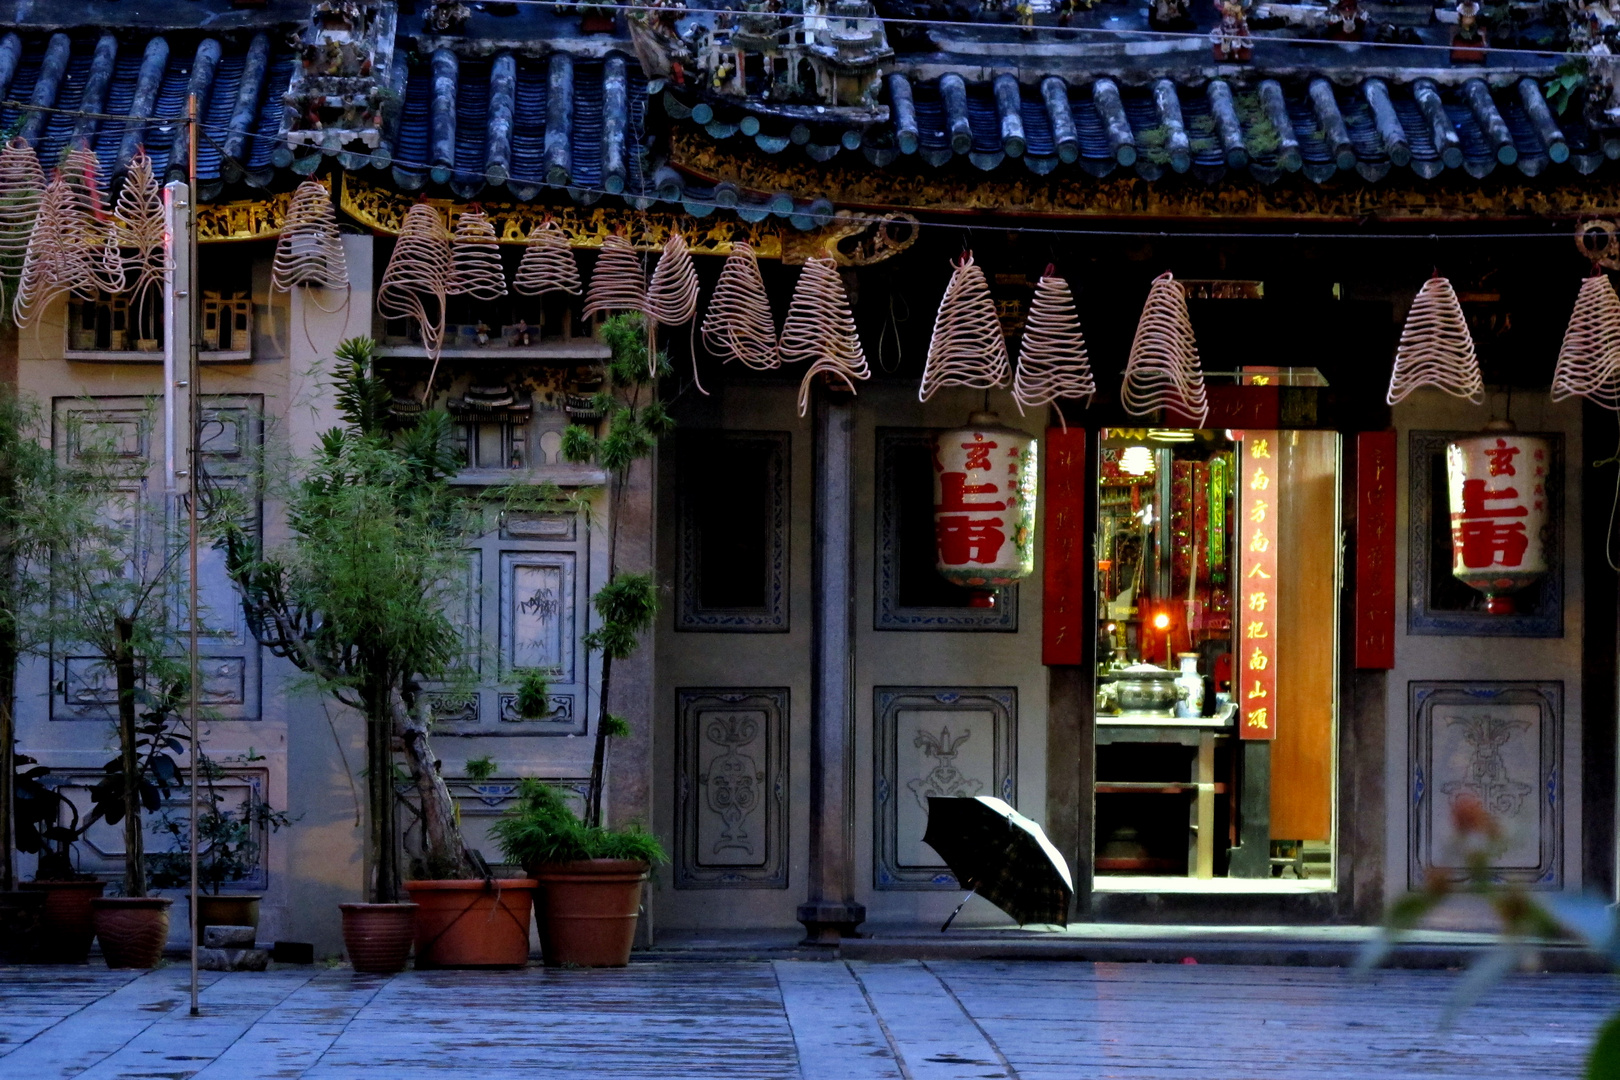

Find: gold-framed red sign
1237;431;1278;740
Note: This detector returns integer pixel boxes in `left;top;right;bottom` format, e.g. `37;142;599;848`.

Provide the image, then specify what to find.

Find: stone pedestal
197;924;270;972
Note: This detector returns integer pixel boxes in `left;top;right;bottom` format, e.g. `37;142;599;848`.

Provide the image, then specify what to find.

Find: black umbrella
923;796;1073;931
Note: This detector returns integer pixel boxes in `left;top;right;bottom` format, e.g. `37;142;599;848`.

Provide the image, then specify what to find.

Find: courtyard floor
0;958;1611;1079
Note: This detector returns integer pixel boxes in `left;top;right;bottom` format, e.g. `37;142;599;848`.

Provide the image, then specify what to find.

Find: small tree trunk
365;692;399;904
114;617;145;898
397;694;475;879
586;654;612;829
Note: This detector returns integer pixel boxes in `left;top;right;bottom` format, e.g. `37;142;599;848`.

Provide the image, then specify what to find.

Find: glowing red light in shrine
1152;612;1171;630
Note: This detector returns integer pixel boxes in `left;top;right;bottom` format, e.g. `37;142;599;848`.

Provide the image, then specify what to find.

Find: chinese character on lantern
1445;429;1549;615
933;413;1038;600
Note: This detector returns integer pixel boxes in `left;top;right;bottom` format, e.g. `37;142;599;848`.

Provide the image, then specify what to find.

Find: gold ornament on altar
112;150;167;320
779;255;869;417
512;221;581;297
701;240;778;370
447;208;509;300
1551;274;1620;411
377;203;452;374
1012;270;1095;428
919;252;1010;402
271;180;349;292
1387;275;1482;406
1122;271;1208;425
582;233;649;319
0;137;44;289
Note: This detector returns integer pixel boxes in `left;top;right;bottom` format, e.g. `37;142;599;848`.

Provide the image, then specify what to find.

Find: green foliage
1590;1014;1620;1080
559;424;597;464
602;714;632;740
490;778;665;867
149;751;293;894
581;573;658;661
514;667;551;719
84;678;190;832
1546;61;1588;117
464;755;498;782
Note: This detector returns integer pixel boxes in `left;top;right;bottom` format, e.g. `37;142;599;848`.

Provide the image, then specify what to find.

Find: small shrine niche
448;384;534;470
202;292;254;358
66;293;145;355
282;1;398;156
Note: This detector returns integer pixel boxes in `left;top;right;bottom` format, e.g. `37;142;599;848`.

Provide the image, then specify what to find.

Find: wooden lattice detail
581;233;647;319
1013;273;1095;427
1120;271;1207;425
271;179;349;291
1387;275;1482;405
58;147;124;297
512;220;581;297
0;137;44;285
646;231;700;327
113;150;166;314
377;203;452;364
1552;274;1620;410
780;255;869;417
919;252;1010;401
447;208;508;300
701;241;778;370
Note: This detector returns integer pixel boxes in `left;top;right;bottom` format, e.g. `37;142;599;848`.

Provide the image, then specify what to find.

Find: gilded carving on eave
197;193;293;242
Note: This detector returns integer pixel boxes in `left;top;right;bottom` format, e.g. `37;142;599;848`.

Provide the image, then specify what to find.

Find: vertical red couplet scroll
1237;431;1278;740
1041;427;1087;666
1355;431;1397;669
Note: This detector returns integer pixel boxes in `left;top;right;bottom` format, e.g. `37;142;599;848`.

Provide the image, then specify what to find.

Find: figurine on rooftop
1326;0;1367;40
1150;0;1193;31
1210;0;1252;60
1451;0;1487;62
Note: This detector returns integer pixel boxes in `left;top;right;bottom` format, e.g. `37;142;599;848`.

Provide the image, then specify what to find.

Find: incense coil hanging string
1386;275;1483;405
1012;271;1096;429
780;255;870;417
1552;273;1620;411
447;208;508;300
377;203;452;393
59;146;124;297
512;220;581;297
271;179;349;292
0;137;44;290
1121;271;1208;425
581;233;648;319
701;241;779;370
919;251;1010;401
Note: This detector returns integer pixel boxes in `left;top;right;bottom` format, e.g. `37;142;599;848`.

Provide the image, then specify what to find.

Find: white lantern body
933;412;1038;589
1444;431;1550;614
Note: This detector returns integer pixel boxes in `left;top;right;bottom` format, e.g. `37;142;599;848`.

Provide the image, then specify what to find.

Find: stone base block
197;947;270;972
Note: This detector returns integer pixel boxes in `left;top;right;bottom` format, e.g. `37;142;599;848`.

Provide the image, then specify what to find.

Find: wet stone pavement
0;958;1611;1079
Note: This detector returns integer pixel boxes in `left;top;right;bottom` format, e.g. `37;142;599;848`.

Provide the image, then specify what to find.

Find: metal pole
186;94;202;1019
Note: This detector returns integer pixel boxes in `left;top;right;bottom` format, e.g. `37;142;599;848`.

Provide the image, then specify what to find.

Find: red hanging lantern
1445;423;1550;615
933;412;1039;602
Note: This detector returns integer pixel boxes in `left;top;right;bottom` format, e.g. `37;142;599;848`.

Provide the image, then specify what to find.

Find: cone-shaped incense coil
781;255;869;417
1387;275;1482;405
701;241;778;370
1552;274;1620;411
59;147;124;297
113;150;167;312
919;252;1010;401
512;221;581;297
378;203;452;360
582;234;647;319
646;232;700;329
272;180;349;291
1013;273;1095;425
14;179;76;327
447;209;508;300
1121;271;1208;425
0;137;44;284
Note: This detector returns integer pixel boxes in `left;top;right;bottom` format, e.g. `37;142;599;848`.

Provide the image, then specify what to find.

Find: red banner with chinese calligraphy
1355;431;1397;669
1238;431;1278;740
1042;428;1086;666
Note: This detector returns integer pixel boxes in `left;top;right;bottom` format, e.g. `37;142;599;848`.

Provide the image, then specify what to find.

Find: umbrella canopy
923;796;1073;927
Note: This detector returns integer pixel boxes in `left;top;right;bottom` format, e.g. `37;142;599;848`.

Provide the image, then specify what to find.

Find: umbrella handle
941;885;977;933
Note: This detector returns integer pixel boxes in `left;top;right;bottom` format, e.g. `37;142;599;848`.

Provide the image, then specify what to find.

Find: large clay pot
91;896;173;969
0;890;46;963
403;879;535;968
194;893;261;945
339;902;418;974
20;880;105;963
531;860;648;967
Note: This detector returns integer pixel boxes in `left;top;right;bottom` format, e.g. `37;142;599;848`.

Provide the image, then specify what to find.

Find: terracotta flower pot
403;879;535;969
0;891;47;963
194;894;261;944
339;902;418;974
91;896;173;969
20;880;105;963
531;860;648;967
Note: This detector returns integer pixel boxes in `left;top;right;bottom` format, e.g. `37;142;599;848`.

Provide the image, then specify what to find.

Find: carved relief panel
674;688;788;888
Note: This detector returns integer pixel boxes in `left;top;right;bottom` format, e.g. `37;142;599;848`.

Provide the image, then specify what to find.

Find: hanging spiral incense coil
919;252;1010;401
780;255;869;417
1121;271;1208;425
0;137;44;287
447;208;508;300
512;220;581;297
1552;273;1620;411
271;180;349;292
1013;273;1096;427
1387;275;1482;406
646;231;700;328
701;241;778;370
378;202;452;368
581;233;648;319
113;150;167;317
14;179;82;328
59;147;124;296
